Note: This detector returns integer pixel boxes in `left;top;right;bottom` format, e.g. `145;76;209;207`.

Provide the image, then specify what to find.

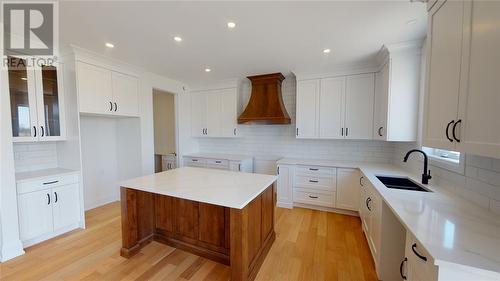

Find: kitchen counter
120;167;277;280
278;158;500;275
184;152;253;162
120;167;276;209
15;168;79;183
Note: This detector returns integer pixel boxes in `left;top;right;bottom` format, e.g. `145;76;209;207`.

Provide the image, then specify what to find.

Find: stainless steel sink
376;176;431;192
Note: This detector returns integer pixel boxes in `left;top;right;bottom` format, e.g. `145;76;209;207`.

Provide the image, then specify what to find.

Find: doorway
153;89;177;173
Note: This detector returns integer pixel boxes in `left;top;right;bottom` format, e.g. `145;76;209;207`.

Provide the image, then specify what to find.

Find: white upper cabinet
373;44;421;141
190;87;238;138
423;0;466;151
459;0;500;159
319;77;345;139
424;0;500;159
112;72;139;117
7;56;66;142
296;79;319;138
296;74;374;140
77;61;139;117
344;74;375;140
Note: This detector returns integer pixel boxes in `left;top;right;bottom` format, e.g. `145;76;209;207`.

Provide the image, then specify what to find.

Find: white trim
292;202;359;217
428;153;465;175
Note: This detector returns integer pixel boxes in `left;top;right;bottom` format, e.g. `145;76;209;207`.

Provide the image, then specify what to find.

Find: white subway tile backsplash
13;143;58;173
394;142;500;215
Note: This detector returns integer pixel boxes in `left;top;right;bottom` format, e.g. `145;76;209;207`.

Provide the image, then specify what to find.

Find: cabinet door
319;77;345;139
277;165;294;208
7;56;39;142
112;72;139;117
219;88;238;137
373;62;390;140
35;62;66;141
368;188;382;262
345;73;375;139
191;93;207;137
18;190;53;241
77;62;113;115
423;0;465;150
459;0;500;159
336;168;360;211
206;91;222;137
296;80;319;138
52;184;81;230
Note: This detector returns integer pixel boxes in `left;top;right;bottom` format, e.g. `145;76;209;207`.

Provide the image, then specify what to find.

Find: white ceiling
59;1;427;86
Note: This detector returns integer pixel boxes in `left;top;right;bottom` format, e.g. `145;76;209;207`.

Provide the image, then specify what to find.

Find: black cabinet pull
277;166;280;175
452;119;461;143
411;243;428;262
309;168;319;171
114;102;118;112
43;180;59;185
54;192;58;203
238;164;241;171
109;101;113;111
205;128;208;135
445;120;454;142
341;128;344;136
366;197;372;211
296;128;299;136
41;126;44;137
215;160;222;164
192;159;198;162
378;126;383;137
400;258;408;280
359;176;364;187
233;128;236;135
33;126;37;137
309;179;319;183
346;127;349;136
308;195;318;199
47;193;50;205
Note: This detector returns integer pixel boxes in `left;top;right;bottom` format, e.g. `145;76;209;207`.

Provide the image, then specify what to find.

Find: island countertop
119;167;277;209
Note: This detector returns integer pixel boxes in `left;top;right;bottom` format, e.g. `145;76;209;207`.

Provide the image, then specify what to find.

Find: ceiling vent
237;73;291;125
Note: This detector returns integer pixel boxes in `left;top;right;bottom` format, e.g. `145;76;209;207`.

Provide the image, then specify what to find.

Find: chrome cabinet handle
411;243;428;262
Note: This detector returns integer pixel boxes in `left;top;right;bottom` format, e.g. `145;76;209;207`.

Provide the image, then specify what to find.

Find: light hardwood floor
0;202;377;281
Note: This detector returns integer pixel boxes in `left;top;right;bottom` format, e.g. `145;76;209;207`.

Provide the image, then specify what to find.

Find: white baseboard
292;202;360;217
277;202;293;209
0;239;25;262
84;196;119;211
22;223;81;248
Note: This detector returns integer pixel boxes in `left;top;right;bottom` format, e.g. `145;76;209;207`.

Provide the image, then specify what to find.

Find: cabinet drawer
296;165;336;176
184;157;207;167
17;173;79;195
294;175;336;191
293;188;335;208
206;159;229;169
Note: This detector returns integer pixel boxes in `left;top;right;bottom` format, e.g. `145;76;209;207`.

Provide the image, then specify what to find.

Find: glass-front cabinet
7;56;65;142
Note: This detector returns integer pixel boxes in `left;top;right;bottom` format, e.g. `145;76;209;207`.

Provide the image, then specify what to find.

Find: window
422;146;464;174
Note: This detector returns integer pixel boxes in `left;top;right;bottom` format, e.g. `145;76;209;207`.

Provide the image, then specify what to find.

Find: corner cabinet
7;56;66;142
191;88;238;138
424;0;500;159
76;61;139;117
296;73;374;140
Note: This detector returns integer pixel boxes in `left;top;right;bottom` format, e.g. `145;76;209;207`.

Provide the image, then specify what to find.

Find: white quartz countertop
278;158;500;274
16;168;79;183
119;167;276;209
184;152;253;161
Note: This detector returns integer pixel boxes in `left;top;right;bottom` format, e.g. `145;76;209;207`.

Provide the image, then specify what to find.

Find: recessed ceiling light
323;48;331;54
406;19;418;25
227;22;236;29
205;68;211;72
174;36;182;42
105;42;114;48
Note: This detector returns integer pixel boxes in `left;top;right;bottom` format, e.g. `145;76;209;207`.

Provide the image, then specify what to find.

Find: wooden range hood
237;73;291;124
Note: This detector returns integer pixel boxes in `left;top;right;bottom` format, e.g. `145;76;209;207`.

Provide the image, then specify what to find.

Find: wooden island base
120;184;276;281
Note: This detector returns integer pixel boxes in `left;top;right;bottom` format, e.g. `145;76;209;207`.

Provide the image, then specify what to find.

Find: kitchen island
119;167;277;281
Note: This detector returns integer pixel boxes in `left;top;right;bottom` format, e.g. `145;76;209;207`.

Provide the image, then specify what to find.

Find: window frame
422;146;465;175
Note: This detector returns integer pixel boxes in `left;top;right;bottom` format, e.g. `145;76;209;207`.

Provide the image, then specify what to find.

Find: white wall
153;90;176;155
197;76;396;174
0;46;25;260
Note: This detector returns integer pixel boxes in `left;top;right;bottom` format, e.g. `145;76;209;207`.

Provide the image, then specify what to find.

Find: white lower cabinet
360;179;382;266
183;154;253;173
403;232;438;281
336;168;360;211
277;164;294;208
17;172;81;247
